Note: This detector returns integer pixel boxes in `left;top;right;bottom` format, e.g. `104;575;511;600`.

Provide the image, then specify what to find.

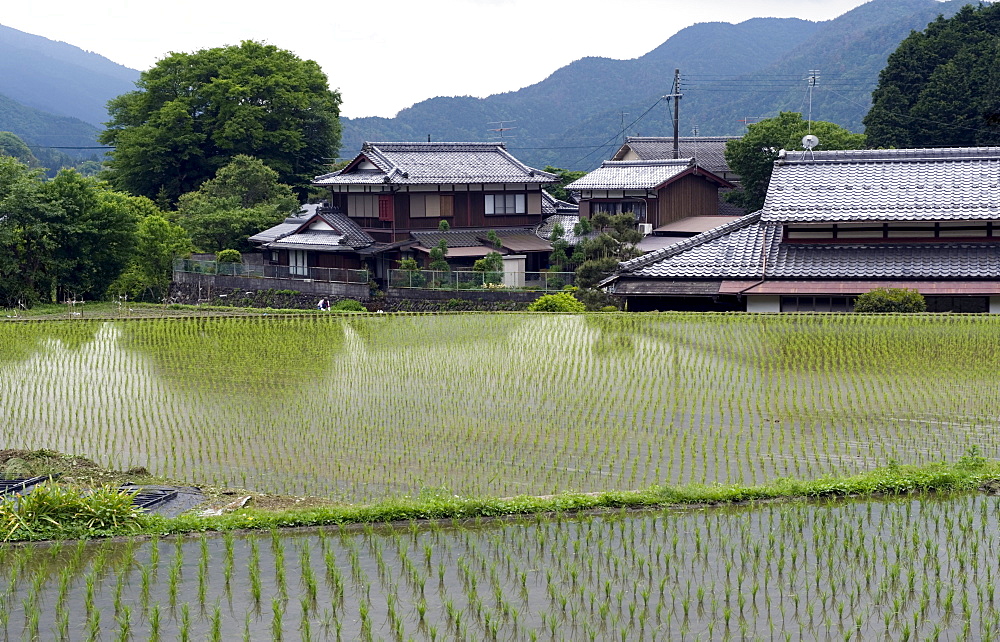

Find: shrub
0;483;143;540
528;292;586;313
331;299;365;312
854;288;926;313
216;249;242;263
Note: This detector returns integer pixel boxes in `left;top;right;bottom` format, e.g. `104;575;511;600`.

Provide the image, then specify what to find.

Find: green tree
527;292;586;312
724;112;866;213
0;132;38;166
865;4;1000;149
428;240;450;272
548;223;569;271
0;159;140;305
100;40;342;204
573;213;642;289
853;288;927;313
543;166;586;201
176;155;299;252
112;214;192;301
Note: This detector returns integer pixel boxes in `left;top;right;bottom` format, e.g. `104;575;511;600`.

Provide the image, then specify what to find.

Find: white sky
5;0;880;118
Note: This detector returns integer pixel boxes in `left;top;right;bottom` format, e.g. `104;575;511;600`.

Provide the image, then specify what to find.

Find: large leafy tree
100;40;341;204
864;3;1000;149
112;214;193;302
176;155;299;252
0;158;140;305
724;112;866;213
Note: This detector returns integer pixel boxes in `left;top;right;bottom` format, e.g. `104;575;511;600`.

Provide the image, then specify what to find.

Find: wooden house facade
567;159;735;231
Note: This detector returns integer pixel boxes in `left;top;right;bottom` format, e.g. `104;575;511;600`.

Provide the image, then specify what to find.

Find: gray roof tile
566;158;703;191
616;214;1000;281
250;207;375;250
614;136;738;174
410;227;536;249
314;142;557;186
762;147;1000;223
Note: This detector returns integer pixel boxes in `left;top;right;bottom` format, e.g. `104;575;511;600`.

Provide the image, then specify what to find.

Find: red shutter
378;195;394;221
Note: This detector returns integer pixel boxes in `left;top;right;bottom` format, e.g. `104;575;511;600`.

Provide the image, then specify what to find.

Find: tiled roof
541;190;579;215
614;212;1000;282
249;207;374;250
313;142;557;185
614;136;738;174
249;219;301;244
566;159;713;191
761;147;1000;223
410;227;536;249
317;210;375;248
535;215;598;246
618;214;775;279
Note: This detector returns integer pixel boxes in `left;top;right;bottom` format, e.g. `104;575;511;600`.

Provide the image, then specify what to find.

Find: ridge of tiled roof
313;141;556;185
780;147;1000;164
618;212;764;273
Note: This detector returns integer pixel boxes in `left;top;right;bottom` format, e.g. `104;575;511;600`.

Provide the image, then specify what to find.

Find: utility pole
663;69;682;159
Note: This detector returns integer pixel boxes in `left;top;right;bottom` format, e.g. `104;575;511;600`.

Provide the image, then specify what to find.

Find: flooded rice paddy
3;492;1000;640
0;313;997;501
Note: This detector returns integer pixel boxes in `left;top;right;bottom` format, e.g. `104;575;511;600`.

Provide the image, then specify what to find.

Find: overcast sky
6;0;881;118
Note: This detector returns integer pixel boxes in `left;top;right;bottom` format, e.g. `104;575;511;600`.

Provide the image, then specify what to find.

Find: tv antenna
620;112;629;146
806;70;819;134
487;120;516;141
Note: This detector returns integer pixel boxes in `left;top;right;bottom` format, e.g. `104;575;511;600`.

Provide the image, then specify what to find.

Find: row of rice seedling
0;313;997;501
2;492;999;639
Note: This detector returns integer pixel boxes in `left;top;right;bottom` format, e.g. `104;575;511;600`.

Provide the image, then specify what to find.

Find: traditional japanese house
602;147;1000;313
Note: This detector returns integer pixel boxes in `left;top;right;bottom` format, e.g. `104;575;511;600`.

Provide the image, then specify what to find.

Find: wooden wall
655;174;720;227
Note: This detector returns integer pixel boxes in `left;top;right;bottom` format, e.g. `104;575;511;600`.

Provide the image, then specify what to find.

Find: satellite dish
802;134;819;150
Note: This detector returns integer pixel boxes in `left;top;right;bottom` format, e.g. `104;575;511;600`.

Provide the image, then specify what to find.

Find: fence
174;259;369;284
388;270;576;292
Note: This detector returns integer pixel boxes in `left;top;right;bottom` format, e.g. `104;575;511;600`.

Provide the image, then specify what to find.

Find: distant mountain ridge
0;24;138;159
0;24;138;127
342;0;970;170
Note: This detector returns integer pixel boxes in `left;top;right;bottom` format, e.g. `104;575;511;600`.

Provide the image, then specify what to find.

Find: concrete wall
746;295;781;313
173;271;369;300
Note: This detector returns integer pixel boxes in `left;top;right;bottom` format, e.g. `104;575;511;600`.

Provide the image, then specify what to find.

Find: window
347;194;378;218
378;195;394;221
485;193;526;215
780;296;854;312
410;194;452;218
590;201;646;219
289;250;308;276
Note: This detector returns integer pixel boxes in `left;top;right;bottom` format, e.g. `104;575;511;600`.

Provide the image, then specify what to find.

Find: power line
565;96;666;168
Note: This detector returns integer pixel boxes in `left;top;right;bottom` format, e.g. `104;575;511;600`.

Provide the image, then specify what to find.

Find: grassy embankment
3;450;997;542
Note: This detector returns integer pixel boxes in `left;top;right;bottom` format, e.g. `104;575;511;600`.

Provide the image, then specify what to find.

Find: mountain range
0;0;973;171
342;0;969;169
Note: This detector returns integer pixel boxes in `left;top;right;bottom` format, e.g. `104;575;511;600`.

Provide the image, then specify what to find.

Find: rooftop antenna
807;70;819;134
692;125;700;163
620;111;630;146
739;116;768;129
487;120;516;141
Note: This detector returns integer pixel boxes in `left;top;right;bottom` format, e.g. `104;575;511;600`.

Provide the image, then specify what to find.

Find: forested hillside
342;0;969;169
0;24;137;127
